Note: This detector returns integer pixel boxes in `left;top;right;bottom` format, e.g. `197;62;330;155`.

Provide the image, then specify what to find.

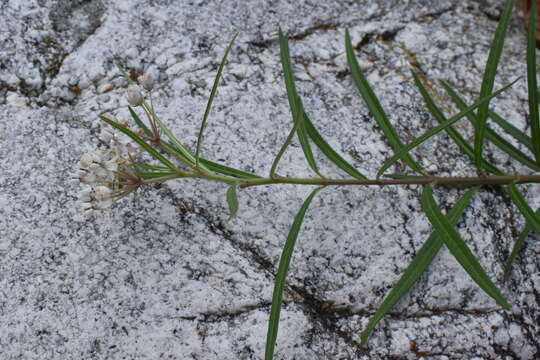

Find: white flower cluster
71;120;141;216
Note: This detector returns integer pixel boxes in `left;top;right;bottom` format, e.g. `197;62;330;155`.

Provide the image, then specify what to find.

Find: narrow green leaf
421;185;510;309
128;106;153;137
345;29;423;175
100;115;178;171
136;163;173;171
412;72;502;175
488;109;534;151
270;99;302;177
504;206;540;277
265;187;322;360
361;187;477;346
439;81;539;171
226;185;239;219
200;158;261;179
527;0;540;165
278;29;322;177
376;78;520;178
474;0;515;168
303;112;367;179
506;183;540;235
195;33;238;167
138;171;177;179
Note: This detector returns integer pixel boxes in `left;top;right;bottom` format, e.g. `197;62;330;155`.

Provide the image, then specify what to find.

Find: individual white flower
139;73;154;91
94;186;113;209
126;84;144;106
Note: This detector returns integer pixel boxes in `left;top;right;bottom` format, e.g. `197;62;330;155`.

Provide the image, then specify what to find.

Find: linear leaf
200;158;261;179
439;82;539;171
226;185;239;219
474;0;515;168
270;101;301;177
345;29;423;175
195;33;238;167
421;185;510;309
361;187;477;345
128;106;153;137
504;206;540;277
279;29;322;177
265;187;322;360
137;171;177;179
376;78;520;178
100;115;177;171
412;72;503;174
488;109;534;151
506;183;540;235
527;0;540;165
304;112;367;179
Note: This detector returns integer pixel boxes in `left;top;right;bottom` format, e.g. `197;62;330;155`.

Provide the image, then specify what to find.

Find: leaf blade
361;187;477;345
278;29;322;176
504;206;540;277
100;115;178;171
376;78;520;178
474;0;515;168
345;29;423;175
195;33;238;167
304;112;367;179
527;0;540;165
421;185;510;309
226;185;239;219
265;187;322;360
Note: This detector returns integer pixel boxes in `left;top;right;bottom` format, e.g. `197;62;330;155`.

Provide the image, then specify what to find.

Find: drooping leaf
100;115;178;171
304;112;367;179
265;187;323;360
376;78;520;178
527;0;540;165
504;206;540;277
473;0;515;169
226;185;239;219
421;185;510;309
195;33;238;167
439;82;539;171
345;29;424;175
361;187;477;345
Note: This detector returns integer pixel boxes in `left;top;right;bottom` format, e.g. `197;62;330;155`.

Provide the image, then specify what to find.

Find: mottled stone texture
1;0;539;359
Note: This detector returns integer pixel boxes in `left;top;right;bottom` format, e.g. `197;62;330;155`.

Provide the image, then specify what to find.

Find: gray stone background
1;0;540;359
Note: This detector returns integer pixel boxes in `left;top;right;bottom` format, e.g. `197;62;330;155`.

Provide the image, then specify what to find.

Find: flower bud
139;73;154;91
126;84;144;106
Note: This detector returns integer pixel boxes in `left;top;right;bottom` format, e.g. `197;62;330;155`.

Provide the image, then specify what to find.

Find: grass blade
440;82;539;171
100;115;178;171
265;187;323;360
421;185;510;309
279;29;322;177
474;0;515;169
345;29;423;175
195;33;238;167
376;78;520;178
361;187;477;346
488;109;534;151
504;206;540;277
304;112;367;179
226;185;239;219
527;0;540;165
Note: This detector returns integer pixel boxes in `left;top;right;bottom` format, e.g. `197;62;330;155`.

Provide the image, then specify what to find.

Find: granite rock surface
1;0;540;359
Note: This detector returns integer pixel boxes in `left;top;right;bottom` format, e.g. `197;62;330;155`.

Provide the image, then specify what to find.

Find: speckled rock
1;0;539;359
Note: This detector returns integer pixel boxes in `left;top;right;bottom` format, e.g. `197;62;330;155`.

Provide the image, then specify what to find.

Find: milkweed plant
73;0;540;357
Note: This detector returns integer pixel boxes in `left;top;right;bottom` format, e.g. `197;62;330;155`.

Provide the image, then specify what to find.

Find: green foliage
96;1;540;356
